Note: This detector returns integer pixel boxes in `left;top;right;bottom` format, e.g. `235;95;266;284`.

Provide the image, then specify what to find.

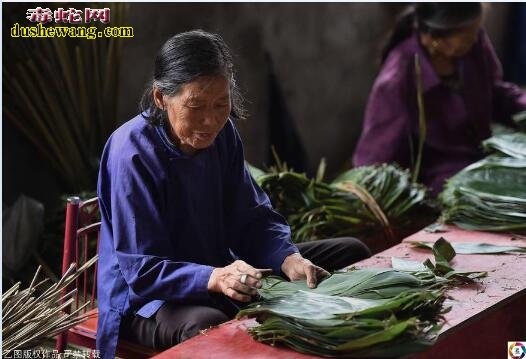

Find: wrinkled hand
281;253;330;288
207;260;263;302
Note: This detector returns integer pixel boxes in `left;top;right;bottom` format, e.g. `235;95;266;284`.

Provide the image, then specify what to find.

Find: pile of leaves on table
439;120;526;232
237;238;486;358
248;159;427;243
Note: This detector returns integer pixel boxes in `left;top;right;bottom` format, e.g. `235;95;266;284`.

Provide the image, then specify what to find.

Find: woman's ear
153;87;164;110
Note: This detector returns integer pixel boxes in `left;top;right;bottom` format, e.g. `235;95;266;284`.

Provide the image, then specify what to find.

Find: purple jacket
96;116;297;358
353;30;526;195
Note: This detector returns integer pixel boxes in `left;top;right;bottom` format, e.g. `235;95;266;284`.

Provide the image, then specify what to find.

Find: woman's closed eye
185;103;204;110
215;102;229;109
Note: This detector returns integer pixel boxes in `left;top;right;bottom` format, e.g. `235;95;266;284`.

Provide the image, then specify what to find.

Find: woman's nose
202;109;219;126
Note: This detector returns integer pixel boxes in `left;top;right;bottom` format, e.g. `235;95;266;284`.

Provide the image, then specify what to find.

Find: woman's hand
207;260;263;302
281;253;330;288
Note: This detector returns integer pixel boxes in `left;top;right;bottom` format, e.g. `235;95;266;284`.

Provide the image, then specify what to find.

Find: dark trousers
119;237;371;350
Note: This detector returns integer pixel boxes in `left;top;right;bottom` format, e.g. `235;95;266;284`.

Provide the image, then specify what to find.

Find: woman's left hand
281;253;330;288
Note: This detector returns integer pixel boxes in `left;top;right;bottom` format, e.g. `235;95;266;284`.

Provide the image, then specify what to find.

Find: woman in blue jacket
96;30;371;358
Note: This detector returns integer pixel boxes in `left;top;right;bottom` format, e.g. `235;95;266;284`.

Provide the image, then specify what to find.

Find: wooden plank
153;225;526;358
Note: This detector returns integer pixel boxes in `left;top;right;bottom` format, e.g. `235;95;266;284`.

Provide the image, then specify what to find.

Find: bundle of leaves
238;238;485;358
439;156;526;232
239;291;444;358
331;164;426;220
482;132;526;159
248;162;426;243
256;268;440;300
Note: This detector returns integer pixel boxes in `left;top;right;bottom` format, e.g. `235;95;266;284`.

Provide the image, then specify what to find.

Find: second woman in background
353;3;526;196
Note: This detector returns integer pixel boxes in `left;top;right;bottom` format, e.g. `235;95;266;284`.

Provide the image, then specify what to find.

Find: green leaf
391;257;428;272
432;237;456;262
410;240;526;254
316;158;327;182
483;132;526;159
257;269;429;300
334;319;411;351
245;162;267;180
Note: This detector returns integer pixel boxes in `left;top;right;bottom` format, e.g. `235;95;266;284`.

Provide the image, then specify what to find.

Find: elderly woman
353;3;526;196
96;30;371;357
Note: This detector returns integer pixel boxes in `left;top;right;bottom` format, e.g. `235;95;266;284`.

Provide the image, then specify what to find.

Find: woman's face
431;16;482;58
155;75;231;154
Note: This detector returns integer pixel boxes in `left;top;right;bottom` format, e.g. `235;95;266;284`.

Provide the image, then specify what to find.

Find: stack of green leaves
239;291;444;358
482;132;526;159
439;156;526;232
238;238;485;358
257;268;444;300
248;162;426;243
331;164;426;219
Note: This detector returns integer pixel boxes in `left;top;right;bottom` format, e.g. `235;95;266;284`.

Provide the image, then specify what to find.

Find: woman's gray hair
140;30;246;125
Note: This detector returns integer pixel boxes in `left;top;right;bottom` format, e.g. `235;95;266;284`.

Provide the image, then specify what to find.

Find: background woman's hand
207;260;263;302
281;253;330;288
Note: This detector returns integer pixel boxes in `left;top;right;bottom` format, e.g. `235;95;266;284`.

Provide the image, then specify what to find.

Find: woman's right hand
207;260;263;302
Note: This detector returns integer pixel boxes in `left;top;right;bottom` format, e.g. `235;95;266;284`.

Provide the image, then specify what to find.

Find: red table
153;226;526;359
